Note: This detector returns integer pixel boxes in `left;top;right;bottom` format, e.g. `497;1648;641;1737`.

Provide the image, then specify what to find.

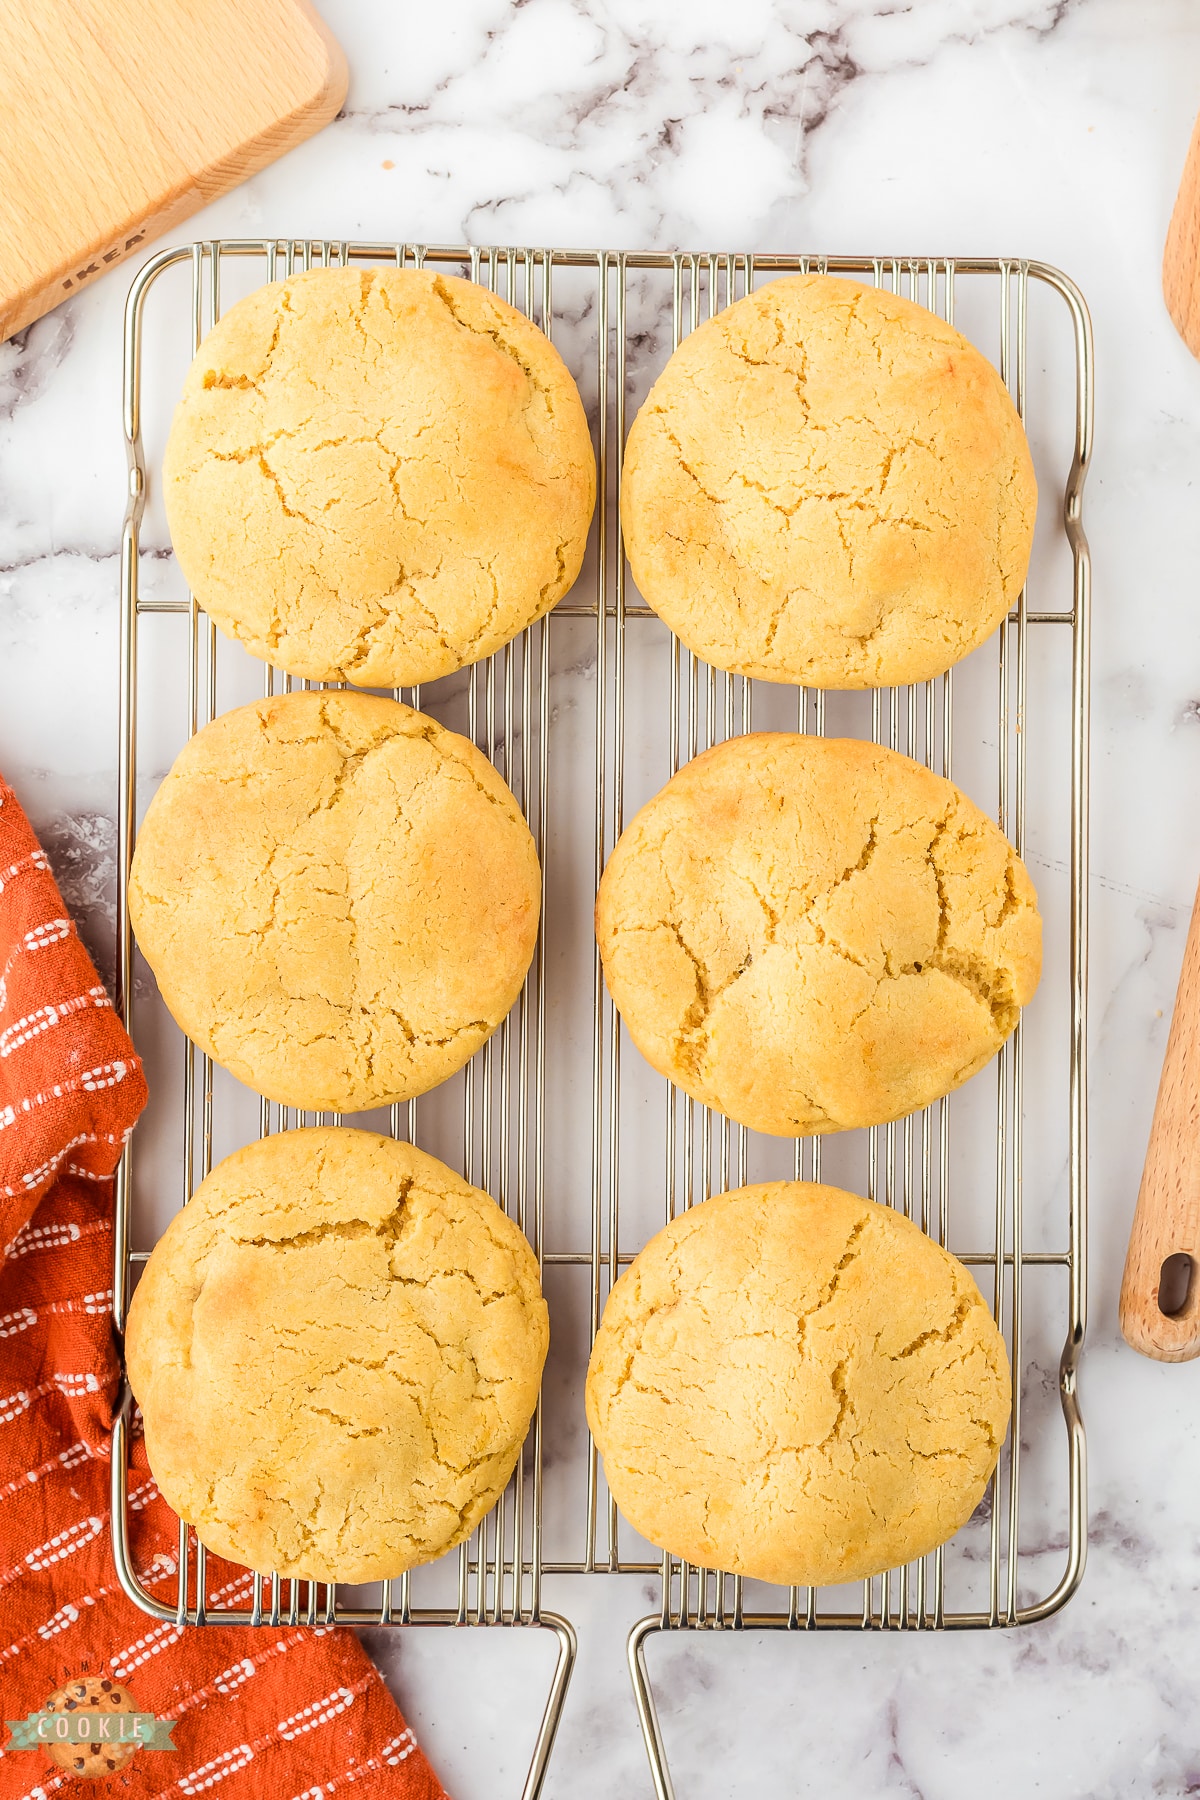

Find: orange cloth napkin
0;773;447;1797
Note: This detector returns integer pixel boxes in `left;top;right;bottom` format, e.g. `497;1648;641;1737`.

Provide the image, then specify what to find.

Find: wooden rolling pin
1119;120;1200;1360
1121;880;1200;1358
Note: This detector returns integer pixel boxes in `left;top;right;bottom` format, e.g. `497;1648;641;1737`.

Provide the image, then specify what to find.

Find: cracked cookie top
163;266;596;687
586;1181;1010;1587
129;689;540;1113
620;273;1036;688
595;732;1041;1135
126;1128;548;1584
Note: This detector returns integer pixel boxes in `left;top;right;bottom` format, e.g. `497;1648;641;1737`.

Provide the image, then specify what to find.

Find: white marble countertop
6;1;1200;1794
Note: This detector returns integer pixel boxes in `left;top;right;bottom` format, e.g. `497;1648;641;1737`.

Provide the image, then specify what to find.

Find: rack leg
521;1614;577;1800
628;1616;676;1800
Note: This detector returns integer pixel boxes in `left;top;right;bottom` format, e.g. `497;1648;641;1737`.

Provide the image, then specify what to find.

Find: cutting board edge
0;0;347;343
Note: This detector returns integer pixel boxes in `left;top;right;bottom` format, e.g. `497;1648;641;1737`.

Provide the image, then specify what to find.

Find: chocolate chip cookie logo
5;1674;176;1779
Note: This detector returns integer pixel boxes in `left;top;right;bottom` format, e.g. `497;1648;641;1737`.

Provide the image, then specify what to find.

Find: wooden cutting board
0;0;346;342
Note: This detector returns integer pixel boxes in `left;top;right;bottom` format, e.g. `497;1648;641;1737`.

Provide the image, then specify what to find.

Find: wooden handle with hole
1121;873;1200;1359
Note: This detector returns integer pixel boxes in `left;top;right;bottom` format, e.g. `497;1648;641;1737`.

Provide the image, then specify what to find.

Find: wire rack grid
112;240;1091;1800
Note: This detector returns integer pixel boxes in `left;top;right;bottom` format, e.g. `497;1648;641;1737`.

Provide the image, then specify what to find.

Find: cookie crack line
654;401;957;539
229;1187;411;1252
309;1407;383;1439
889;1294;975;1361
795;1217;868;1358
201;309;284;395
430;273;557;417
611;1213;870;1413
820;805;1021;1034
650;810;881;1084
816;1359;853;1451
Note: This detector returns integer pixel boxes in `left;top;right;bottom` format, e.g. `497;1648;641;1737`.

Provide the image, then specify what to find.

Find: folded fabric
0;773;446;1798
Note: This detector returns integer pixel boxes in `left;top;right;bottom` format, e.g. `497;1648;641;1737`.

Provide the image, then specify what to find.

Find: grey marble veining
5;1;1200;1794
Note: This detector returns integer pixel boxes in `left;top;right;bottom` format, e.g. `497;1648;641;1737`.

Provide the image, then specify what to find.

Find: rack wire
113;241;1090;1800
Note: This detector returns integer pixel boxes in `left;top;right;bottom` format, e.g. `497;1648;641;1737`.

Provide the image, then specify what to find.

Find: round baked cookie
163;265;595;686
129;689;540;1113
126;1129;548;1584
621;273;1036;687
596;732;1040;1136
587;1181;1010;1586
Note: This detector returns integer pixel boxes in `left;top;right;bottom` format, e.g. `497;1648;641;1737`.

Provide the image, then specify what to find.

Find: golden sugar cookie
129;690;540;1113
127;1129;548;1583
586;1181;1010;1586
621;273;1036;686
164;265;595;685
596;732;1040;1135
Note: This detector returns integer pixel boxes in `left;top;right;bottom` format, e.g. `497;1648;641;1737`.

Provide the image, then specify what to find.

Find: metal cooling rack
113;241;1091;1800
